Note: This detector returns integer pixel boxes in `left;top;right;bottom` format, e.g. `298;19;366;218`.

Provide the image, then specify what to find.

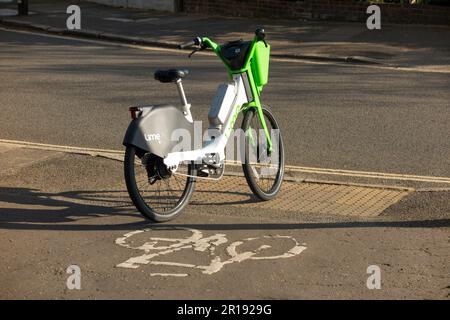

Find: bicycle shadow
0;187;147;231
0;186;449;231
191;189;262;206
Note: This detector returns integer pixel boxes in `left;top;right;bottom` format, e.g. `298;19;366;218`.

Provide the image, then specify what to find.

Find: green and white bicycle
123;28;285;222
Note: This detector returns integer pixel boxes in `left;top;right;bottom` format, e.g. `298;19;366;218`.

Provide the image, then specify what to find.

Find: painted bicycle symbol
115;227;307;277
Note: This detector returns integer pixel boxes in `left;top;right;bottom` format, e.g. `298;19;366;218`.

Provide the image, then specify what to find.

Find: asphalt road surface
0;28;449;300
1;28;450;177
0;151;449;299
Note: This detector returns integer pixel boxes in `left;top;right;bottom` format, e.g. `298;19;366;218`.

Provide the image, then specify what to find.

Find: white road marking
102;17;134;23
0;139;122;156
115;227;307;277
1;139;449;185
1;27;448;74
283;165;450;184
103;17;159;23
150;273;188;277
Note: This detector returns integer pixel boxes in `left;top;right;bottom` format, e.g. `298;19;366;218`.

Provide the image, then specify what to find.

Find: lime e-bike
123;28;285;222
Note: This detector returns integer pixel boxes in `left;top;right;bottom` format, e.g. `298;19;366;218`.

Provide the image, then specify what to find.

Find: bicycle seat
154;69;189;83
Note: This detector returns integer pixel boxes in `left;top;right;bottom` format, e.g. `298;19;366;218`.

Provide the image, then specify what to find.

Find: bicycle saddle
154;69;189;83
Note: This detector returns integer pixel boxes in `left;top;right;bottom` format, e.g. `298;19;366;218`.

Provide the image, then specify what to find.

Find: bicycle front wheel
124;146;196;222
241;106;285;200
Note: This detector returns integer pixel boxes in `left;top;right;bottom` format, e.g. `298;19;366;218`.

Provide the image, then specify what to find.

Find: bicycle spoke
247;109;281;194
132;154;191;214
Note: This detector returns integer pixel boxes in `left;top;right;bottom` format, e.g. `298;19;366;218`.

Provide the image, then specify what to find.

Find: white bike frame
163;74;248;169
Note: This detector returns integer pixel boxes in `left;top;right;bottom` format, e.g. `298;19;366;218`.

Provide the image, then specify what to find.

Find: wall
90;0;177;12
182;0;450;25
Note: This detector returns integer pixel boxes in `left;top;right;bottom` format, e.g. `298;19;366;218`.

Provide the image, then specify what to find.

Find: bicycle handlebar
178;37;202;49
178;41;195;49
179;28;266;50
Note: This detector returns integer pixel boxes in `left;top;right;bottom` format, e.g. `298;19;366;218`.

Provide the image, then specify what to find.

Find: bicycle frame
203;36;273;152
163;35;272;169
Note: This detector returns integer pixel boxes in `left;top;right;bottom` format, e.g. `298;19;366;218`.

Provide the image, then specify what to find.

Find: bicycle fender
123;104;194;158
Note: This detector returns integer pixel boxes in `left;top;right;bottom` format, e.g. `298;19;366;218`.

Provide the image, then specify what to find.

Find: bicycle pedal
196;162;224;179
203;153;221;168
197;167;210;177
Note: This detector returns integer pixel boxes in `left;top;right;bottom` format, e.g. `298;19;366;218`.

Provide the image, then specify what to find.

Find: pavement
1;0;450;71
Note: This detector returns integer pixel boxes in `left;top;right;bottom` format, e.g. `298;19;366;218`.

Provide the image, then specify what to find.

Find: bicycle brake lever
188;48;200;58
188;44;207;58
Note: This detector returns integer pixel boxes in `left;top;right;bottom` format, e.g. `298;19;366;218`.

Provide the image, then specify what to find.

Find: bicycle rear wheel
124;146;195;222
241;106;285;200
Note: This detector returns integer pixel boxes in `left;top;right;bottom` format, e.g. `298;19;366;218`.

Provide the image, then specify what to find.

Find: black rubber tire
124;145;196;222
241;106;285;201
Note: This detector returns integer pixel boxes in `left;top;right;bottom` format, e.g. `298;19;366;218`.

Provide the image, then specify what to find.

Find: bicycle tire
124;145;196;222
241;106;285;200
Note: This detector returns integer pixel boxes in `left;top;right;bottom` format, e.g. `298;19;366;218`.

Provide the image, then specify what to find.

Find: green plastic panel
251;42;270;92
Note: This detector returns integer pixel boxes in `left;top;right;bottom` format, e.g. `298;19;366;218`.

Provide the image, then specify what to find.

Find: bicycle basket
220;40;252;70
251;41;270;92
